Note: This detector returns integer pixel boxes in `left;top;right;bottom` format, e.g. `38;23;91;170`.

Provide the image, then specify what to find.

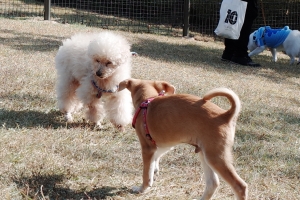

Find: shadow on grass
0;108;105;130
0;108;65;129
132;37;300;76
12;172;129;199
0;92;113;130
0;28;63;52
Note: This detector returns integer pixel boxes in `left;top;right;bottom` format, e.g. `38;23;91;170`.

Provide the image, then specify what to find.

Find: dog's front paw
132;185;149;193
132;186;142;193
65;113;73;122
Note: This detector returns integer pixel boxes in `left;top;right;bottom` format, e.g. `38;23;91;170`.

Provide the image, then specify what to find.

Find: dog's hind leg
198;151;220;200
205;149;248;200
289;56;295;64
153;147;172;175
285;49;297;64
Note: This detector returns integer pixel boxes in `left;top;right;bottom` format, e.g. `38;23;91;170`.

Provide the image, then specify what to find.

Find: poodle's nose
96;70;102;77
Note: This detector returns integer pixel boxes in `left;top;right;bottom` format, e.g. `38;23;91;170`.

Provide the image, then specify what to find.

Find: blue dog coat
253;26;291;48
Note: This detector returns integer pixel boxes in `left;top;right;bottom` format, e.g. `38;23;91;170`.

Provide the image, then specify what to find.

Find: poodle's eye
106;61;112;66
95;59;100;63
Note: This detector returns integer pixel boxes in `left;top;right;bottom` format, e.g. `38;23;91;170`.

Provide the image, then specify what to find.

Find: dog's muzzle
96;69;103;78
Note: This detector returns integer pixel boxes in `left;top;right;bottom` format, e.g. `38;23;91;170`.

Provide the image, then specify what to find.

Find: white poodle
55;31;133;131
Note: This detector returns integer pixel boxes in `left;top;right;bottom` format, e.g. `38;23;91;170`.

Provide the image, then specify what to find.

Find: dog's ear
160;82;176;95
119;79;130;91
118;79;131;92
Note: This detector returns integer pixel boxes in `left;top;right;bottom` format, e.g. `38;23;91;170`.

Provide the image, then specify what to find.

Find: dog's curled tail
203;88;241;119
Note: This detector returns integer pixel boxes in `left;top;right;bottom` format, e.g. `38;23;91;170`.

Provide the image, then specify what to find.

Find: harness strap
132;91;165;145
132;97;154;128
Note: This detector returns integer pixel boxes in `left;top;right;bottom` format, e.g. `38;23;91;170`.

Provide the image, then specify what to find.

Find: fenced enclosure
1;0;300;36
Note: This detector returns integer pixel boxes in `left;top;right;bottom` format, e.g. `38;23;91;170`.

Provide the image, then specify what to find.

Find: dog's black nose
96;70;102;77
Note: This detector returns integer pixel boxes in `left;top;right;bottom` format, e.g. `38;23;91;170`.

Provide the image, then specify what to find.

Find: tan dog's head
88;31;131;79
119;78;175;108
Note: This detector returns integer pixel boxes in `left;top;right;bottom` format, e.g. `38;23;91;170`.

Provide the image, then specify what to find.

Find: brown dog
118;78;248;200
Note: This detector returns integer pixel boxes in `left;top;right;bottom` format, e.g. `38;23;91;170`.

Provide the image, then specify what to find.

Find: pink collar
132;91;165;145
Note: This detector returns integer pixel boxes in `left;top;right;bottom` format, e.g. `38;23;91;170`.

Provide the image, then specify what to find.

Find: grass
0;17;299;200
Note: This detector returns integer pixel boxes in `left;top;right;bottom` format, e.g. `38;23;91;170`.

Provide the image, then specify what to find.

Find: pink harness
132;91;165;145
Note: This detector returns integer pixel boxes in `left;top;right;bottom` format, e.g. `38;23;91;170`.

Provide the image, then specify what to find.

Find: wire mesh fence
1;0;300;37
0;0;44;17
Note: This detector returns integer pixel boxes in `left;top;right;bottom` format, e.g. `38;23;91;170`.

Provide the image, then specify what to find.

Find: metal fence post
44;0;51;20
183;0;190;37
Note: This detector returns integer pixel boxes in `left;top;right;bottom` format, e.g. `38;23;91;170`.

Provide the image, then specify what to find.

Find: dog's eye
106;61;112;66
95;59;100;63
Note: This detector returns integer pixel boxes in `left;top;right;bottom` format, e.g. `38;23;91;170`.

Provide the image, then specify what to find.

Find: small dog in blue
248;26;300;64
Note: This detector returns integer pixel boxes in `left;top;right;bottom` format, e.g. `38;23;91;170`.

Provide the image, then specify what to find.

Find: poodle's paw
95;122;103;129
65;113;73;122
115;124;125;132
132;185;149;193
110;120;126;132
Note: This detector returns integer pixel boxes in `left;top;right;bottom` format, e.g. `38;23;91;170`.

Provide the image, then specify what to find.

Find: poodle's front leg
86;101;105;128
56;77;81;122
76;78;105;127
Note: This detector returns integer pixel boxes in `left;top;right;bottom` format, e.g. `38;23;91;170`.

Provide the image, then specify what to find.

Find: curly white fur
55;31;133;131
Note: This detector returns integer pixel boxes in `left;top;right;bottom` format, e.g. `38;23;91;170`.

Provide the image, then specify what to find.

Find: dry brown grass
0;17;299;200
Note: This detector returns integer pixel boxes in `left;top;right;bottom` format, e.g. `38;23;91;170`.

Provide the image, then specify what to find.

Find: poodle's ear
118;78;132;92
157;81;175;95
